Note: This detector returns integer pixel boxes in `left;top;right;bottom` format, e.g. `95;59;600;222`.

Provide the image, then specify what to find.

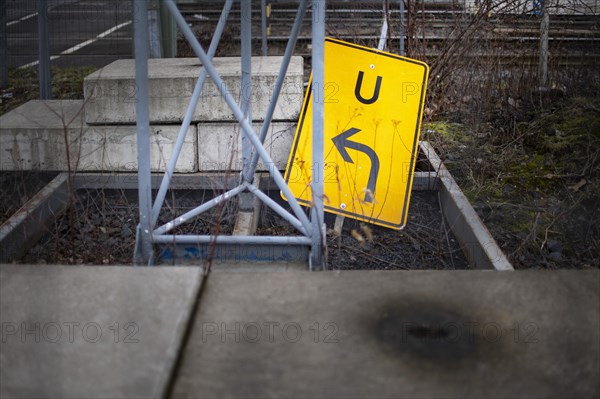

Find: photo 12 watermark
200;321;339;344
1;321;140;344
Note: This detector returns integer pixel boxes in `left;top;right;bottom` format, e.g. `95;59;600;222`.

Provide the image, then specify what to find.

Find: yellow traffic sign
284;38;429;230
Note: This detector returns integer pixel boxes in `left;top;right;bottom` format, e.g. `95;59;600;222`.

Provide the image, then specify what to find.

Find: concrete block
83;57;304;124
0;265;204;399
171;270;600;399
0;100;197;172
198;122;295;171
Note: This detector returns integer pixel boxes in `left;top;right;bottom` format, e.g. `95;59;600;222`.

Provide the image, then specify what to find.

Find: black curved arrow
332;127;380;203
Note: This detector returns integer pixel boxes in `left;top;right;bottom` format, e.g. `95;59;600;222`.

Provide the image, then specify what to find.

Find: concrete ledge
198;122;295;171
83;57;304;124
0;173;69;263
420;141;513;270
0;265;204;399
0;100;197;172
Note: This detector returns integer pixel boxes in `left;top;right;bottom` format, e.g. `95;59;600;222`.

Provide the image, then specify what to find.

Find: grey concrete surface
0;100;197;172
198;121;296;171
0;265;204;399
83;57;304;124
171;270;600;398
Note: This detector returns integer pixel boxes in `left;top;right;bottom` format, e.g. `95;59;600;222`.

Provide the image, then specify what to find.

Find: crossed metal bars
132;0;326;269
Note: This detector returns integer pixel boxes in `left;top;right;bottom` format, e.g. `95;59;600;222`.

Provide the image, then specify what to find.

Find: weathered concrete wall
0;101;197;172
83;57;304;124
198;122;296;172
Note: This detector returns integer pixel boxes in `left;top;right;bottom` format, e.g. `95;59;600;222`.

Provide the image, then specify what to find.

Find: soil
16;187;467;269
424;96;600;269
19;189;238;265
256;191;469;270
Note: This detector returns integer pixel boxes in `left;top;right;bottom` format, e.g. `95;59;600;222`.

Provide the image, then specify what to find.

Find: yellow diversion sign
284;38;429;229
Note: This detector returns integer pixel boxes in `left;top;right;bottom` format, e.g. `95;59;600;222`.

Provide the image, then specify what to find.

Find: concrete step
0;100;197;172
83;57;304;125
0;100;296;173
198;121;295;171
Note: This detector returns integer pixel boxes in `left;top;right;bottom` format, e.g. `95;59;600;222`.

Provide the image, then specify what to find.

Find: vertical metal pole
37;0;52;99
133;0;153;265
399;0;405;56
0;0;8;89
311;0;325;270
378;10;388;50
261;0;268;56
241;0;252;157
159;0;177;58
239;0;254;209
148;0;162;58
539;0;549;87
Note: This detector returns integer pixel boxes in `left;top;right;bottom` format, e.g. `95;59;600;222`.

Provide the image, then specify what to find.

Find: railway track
179;1;599;66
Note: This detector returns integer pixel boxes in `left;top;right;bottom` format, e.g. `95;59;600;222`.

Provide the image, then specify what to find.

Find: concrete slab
198;121;295;171
0;100;197;172
0;265;204;399
171;270;600;399
83;57;304;124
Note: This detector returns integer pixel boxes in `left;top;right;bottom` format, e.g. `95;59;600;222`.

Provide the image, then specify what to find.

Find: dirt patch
20;189;238;265
257;191;469;270
424;96;600;269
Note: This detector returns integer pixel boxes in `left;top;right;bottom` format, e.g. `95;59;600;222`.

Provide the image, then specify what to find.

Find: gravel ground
20;189;238;265
257;191;469;270
17;186;467;269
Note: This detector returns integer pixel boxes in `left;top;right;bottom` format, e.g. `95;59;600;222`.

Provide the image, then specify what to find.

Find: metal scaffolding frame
132;0;325;269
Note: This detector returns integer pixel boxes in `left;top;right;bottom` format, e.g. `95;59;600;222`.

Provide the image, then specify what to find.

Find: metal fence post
0;0;8;89
239;0;254;210
148;0;162;58
37;0;52;99
539;0;549;87
399;0;405;56
133;0;154;265
241;0;253;172
159;0;177;57
311;0;326;270
261;0;268;56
